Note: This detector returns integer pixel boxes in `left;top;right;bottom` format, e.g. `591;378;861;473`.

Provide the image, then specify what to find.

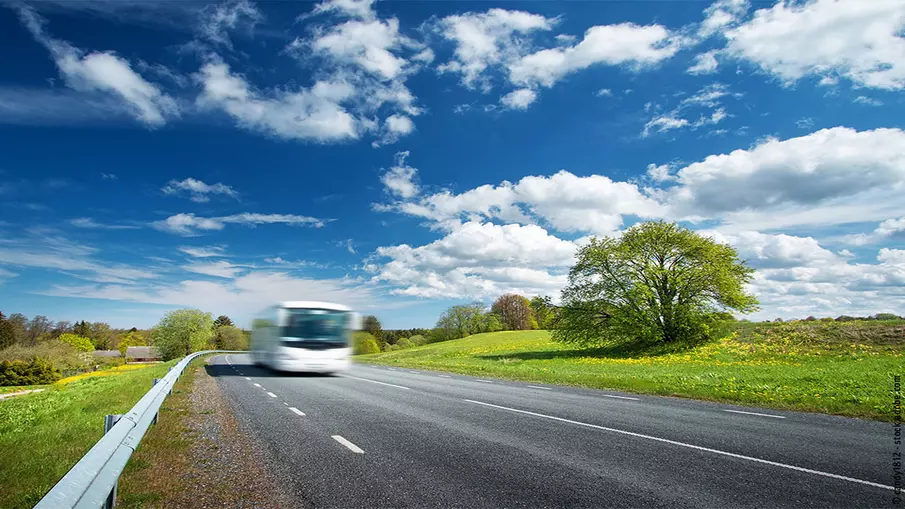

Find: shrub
408;334;426;346
0;358;61;386
0;340;84;371
395;337;416;349
214;325;249;350
353;332;381;355
117;331;146;357
58;333;94;353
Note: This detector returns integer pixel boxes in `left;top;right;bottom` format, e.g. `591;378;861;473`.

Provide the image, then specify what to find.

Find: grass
358;321;904;421
0;360;177;509
117;358;205;508
0;385;48;394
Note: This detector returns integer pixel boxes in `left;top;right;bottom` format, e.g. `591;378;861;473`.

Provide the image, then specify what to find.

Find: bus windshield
282;309;347;340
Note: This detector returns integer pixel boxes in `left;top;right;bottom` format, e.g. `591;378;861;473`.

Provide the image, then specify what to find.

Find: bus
251;301;360;373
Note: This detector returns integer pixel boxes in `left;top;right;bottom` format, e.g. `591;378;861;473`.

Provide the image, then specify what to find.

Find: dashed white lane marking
267;392;278;398
283;402;289;406
438;375;452;378
244;377;251;381
408;371;420;374
332;435;364;454
526;385;552;390
463;399;893;491
724;409;786;419
253;383;262;388
474;379;493;383
600;394;640;401
289;407;306;416
341;375;410;390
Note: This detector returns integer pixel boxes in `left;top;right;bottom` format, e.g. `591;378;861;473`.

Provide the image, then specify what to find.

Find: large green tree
530;296;555;329
362;315;382;340
554;221;758;346
151;309;214;360
213;325;248;350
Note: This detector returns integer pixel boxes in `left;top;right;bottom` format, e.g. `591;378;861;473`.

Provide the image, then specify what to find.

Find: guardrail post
103;414;123;509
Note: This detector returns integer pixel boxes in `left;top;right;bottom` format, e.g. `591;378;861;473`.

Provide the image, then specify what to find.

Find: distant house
125;346;161;362
93;350;122;358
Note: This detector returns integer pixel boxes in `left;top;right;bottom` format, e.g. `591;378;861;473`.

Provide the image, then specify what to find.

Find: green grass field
0;361;176;509
358;321;904;421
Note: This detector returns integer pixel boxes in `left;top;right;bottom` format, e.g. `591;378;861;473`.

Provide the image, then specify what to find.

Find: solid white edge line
463;399;892;491
332;435;364;454
601;394;640;401
526;385;552;390
267;392;278;398
225;355;233;365
475;379;493;383
438;375;452;378
341;375;410;390
289;407;306;416
253;383;262;388
724;409;786;419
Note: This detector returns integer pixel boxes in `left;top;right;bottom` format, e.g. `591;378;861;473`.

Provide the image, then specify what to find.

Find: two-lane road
208;354;894;508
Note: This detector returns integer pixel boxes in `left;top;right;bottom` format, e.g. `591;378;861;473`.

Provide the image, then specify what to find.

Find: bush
353;332;381;355
214;325;249;350
0;358;61;386
0;340;84;371
58;333;94;353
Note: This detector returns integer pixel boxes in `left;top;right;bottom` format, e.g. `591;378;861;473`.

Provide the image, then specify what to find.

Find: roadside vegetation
359;320;903;421
0;310;249;387
0;360;176;508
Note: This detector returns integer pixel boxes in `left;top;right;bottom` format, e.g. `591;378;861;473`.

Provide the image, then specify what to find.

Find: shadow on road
204;363;335;379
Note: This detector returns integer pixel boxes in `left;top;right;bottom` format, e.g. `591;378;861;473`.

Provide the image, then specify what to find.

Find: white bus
251;301;360;373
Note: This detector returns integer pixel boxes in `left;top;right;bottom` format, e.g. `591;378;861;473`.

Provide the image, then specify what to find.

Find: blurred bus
251;301;360;373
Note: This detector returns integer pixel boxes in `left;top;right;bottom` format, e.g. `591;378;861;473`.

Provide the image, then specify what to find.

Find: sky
0;0;904;329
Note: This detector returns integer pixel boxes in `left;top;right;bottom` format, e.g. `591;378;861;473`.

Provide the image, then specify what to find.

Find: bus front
273;305;354;373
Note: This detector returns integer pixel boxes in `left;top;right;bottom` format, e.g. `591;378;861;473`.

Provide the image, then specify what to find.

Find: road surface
208;354;894;508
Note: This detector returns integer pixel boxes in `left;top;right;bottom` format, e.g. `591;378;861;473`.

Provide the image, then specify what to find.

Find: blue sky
1;0;904;329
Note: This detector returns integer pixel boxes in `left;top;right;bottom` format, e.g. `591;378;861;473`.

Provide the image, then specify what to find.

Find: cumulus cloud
500;88;537;110
841;217;905;245
435;8;556;91
195;60;360;142
16;5;179;126
380;151;419;198
724;0;905;90
508;22;681;89
153;212;326;235
162;178;239;202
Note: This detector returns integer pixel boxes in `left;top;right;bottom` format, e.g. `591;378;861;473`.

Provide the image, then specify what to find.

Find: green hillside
357;322;904;421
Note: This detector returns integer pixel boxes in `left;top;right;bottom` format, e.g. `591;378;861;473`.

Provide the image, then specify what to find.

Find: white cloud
646;163;675;182
500;88;537;110
841;216;905;245
17;5;179;126
596;88;612;97
435;8;556;91
69;218;141;230
178;246;226;258
162;177;239;202
368;221;575;298
311;17;413;81
101;173;118;180
154;212;326;235
198;0;263;48
310;0;376;21
687;50;719;75
508;23;680;89
643;114;689;137
665;127;905;230
724;0;905;90
382;167;665;236
183;260;245;278
380;151;419;198
195;60;359;142
854;96;884;106
337;239;357;254
699;0;749;38
796;117;814;130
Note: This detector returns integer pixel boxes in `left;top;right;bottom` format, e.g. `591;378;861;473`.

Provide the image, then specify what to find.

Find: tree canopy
214;315;234;328
362;315;382;339
491;294;536;330
151;309;214;360
58;333;95;353
553;221;758;346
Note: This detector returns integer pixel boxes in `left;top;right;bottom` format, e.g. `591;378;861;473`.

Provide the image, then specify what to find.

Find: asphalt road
209;354;895;508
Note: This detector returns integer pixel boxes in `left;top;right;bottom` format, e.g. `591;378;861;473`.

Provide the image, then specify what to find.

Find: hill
357;321;904;421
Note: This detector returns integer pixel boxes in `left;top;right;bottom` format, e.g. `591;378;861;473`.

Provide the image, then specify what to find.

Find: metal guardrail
34;350;243;509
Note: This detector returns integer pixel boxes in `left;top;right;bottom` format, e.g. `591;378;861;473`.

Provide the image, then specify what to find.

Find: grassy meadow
0;361;176;509
357;321;904;421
